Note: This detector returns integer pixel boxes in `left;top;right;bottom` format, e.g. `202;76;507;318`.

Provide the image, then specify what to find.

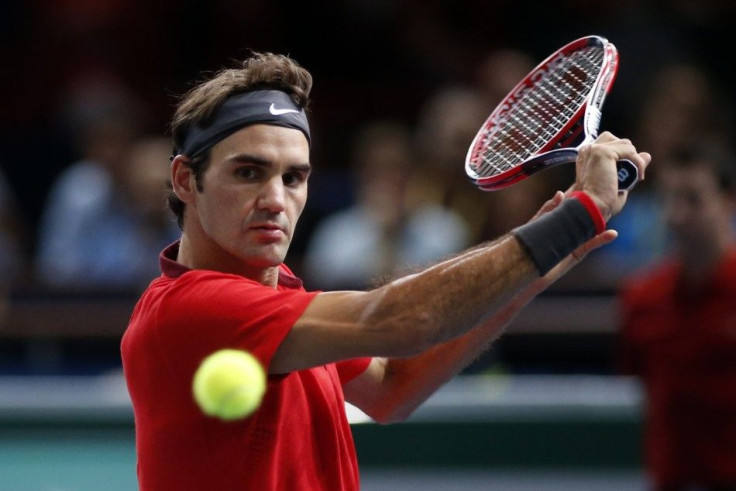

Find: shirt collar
159;240;303;288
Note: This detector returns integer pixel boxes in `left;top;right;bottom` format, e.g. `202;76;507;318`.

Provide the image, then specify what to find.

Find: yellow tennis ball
192;349;266;421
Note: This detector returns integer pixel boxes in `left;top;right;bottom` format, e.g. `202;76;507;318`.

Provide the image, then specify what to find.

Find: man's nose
257;177;286;212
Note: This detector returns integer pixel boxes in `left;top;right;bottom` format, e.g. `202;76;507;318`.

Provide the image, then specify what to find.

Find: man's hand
573;132;651;221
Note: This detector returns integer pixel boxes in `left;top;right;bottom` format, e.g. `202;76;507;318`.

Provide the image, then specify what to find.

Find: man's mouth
249;223;286;240
251;223;284;231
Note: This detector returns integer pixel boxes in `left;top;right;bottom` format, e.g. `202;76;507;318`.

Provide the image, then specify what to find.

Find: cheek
200;189;248;230
288;191;308;223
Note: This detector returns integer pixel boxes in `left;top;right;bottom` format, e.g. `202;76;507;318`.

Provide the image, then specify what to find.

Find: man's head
168;52;313;229
168;53;313;279
659;144;736;259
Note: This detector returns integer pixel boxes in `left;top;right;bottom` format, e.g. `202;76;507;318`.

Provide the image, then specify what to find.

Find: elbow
392;317;438;357
372;414;404;425
349;357;423;425
367;402;417;425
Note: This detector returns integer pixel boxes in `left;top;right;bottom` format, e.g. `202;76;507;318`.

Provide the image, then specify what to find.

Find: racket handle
617;159;638;192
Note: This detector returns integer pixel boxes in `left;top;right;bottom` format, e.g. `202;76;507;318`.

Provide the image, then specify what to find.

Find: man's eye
283;172;306;186
236;167;259;179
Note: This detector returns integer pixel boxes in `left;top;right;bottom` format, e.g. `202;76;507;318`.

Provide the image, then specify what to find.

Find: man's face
187;124;311;273
660;162;733;251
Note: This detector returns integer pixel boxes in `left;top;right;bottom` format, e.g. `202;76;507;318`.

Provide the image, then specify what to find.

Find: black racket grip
617;159;638;192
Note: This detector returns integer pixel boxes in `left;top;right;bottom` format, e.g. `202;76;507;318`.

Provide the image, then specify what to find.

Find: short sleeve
335;357;372;386
152;270;318;372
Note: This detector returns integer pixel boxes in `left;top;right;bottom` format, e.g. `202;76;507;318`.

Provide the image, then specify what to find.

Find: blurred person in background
35;77;139;289
304;121;469;290
634;63;732;164
618;144;736;491
473;48;536;111
411;50;558;250
35;93;178;291
589;62;735;288
411;86;494;242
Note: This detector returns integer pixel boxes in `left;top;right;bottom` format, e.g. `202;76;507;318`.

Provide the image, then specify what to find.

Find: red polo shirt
121;242;371;490
619;248;736;488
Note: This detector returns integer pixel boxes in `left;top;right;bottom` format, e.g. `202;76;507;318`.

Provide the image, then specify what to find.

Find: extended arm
272;232;537;373
270;134;650;380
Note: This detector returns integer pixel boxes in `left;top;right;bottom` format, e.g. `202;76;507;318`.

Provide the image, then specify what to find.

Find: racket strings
474;46;604;177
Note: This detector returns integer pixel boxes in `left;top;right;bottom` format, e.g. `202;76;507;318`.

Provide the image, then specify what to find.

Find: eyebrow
228;153;312;173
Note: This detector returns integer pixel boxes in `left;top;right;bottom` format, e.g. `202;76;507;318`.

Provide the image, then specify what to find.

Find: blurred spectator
473;48;535;111
411;86;493;242
413;75;558;247
304;121;469;290
585;62;734;289
35;130;178;291
618;144;736;490
634;62;733;165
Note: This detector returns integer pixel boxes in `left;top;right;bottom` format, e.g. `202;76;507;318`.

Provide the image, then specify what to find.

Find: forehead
209;124;310;163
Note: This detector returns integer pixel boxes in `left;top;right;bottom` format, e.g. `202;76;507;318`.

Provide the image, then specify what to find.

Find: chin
243;248;288;269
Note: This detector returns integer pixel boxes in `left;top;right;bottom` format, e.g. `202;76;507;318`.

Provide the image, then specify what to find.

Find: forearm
363;193;598;350
366;234;538;351
355;270;549;423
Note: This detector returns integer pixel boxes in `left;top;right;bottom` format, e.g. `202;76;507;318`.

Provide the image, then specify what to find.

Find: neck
177;233;280;288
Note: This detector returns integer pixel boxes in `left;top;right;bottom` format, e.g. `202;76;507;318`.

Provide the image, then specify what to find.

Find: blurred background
1;0;735;489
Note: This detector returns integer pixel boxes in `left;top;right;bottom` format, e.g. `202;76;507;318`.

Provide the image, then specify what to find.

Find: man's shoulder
127;271;274;339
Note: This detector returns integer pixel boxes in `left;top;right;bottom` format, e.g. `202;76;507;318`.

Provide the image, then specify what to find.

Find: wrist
569;191;606;234
513;196;601;275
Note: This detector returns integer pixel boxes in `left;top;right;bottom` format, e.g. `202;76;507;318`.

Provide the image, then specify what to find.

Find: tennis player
121;52;651;490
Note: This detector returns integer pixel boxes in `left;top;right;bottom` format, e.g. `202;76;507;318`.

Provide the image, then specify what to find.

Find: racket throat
556;120;586;148
478;148;579;190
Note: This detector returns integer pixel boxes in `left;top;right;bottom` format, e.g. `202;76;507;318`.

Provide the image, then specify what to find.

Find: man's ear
171;155;196;204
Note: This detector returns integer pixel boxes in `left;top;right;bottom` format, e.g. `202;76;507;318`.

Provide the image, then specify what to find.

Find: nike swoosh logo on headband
269;103;299;115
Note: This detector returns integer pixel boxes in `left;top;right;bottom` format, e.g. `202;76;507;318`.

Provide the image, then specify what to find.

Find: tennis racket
465;35;638;192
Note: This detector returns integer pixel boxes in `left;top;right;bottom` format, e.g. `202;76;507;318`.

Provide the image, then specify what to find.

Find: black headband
176;90;310;158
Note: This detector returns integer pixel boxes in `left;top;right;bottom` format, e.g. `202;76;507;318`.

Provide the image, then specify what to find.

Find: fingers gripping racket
465;35;638;192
